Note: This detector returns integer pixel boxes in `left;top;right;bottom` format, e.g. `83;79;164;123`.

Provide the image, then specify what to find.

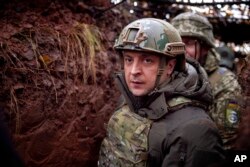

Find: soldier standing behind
172;12;242;151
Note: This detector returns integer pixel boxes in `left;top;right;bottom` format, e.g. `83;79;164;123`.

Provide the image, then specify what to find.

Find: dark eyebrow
141;53;159;58
123;54;131;58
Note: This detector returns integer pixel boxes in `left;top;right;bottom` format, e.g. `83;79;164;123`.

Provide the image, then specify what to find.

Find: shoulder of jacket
115;95;127;111
216;68;241;87
167;96;208;111
167;96;192;107
165;106;217;143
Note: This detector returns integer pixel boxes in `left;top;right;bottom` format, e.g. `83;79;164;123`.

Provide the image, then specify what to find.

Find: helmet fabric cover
171;12;215;48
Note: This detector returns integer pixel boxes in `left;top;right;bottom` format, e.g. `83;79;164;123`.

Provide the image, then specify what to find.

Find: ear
166;59;176;75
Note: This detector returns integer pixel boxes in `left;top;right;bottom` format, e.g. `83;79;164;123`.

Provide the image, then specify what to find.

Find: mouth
130;80;144;87
130;80;143;84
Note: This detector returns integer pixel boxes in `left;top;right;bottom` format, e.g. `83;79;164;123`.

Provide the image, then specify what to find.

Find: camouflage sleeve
210;70;242;149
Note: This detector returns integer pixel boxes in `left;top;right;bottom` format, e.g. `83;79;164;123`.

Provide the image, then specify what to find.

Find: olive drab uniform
171;12;243;150
98;59;225;167
205;49;242;150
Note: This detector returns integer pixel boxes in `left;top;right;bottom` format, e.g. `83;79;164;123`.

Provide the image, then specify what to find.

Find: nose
130;60;142;76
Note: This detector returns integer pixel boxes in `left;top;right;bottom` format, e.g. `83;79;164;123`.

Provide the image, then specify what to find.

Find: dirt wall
0;1;133;166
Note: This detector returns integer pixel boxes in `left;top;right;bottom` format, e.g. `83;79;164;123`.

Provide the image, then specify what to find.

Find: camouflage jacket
205;49;242;150
98;59;225;167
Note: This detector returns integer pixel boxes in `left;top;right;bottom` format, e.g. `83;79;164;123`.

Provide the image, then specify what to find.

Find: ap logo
234;155;247;162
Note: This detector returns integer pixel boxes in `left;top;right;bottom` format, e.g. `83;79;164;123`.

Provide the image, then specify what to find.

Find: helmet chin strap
154;56;167;90
194;40;203;64
194;40;199;61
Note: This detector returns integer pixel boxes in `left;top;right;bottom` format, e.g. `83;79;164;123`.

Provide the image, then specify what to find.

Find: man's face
182;37;210;65
123;51;172;96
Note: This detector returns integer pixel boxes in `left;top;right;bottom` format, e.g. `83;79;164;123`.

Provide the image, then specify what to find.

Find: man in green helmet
171;12;242;150
98;18;225;167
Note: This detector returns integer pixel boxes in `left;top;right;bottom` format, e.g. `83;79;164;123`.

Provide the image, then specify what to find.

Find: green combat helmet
171;12;215;48
114;18;186;72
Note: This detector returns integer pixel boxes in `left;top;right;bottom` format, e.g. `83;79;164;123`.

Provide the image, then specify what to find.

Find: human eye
124;56;133;64
144;58;153;64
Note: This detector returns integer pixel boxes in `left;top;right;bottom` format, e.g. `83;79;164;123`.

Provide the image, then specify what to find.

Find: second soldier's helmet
114;18;186;71
171;12;215;48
